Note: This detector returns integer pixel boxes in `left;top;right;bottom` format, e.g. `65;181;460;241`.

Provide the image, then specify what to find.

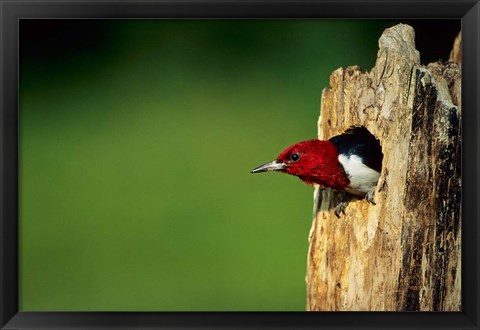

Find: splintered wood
306;24;461;311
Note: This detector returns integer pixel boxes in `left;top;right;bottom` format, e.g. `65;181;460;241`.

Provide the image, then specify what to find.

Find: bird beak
251;160;286;173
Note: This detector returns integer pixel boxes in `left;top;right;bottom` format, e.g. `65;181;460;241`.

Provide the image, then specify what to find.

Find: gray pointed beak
251;160;286;173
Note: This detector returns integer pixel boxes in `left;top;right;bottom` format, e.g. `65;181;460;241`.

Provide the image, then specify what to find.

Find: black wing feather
328;126;383;172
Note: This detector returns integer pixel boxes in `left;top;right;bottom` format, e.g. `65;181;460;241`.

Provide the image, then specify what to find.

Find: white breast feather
338;154;380;196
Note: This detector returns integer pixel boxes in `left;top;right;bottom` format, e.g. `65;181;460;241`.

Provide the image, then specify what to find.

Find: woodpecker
251;126;383;216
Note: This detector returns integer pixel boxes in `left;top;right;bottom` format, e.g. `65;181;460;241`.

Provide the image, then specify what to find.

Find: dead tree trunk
306;24;461;311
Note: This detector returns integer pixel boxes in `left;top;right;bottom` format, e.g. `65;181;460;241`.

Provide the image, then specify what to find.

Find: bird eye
290;153;300;162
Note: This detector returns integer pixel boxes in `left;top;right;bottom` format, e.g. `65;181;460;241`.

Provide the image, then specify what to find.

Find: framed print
1;0;479;329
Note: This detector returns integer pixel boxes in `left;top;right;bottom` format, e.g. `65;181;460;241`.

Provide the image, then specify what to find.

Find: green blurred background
19;19;460;311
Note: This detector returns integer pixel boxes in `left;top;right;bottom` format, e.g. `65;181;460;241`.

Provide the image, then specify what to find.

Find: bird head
251;139;341;185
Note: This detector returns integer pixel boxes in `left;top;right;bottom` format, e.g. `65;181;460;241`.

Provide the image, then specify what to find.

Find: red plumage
251;127;382;198
276;140;350;190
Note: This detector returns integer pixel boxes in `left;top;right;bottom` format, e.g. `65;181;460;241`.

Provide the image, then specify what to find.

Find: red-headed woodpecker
251;126;383;216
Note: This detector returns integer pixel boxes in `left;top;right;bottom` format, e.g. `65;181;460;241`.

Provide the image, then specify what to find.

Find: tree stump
306;24;461;311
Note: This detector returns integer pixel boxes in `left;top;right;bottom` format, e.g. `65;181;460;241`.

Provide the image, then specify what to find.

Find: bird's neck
296;140;350;189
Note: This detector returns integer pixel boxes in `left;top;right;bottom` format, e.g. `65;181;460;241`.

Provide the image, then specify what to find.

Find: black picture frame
1;0;478;329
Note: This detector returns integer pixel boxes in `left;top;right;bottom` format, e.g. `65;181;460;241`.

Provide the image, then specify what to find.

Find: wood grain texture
306;24;461;311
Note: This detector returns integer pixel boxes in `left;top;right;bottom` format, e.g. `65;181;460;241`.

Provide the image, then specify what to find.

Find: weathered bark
449;32;462;65
306;25;461;311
